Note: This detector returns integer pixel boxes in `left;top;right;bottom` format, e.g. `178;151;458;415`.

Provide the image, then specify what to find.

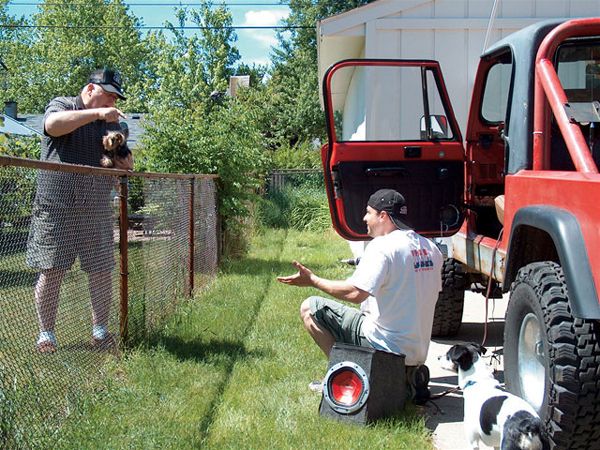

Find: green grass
0;233;195;447
53;228;434;449
258;185;330;232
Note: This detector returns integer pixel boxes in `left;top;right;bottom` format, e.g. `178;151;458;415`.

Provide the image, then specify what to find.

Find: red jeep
321;18;600;449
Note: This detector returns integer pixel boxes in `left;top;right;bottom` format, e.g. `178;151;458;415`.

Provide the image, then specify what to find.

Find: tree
143;2;240;110
0;0;34;106
1;0;150;113
140;2;266;248
264;0;374;147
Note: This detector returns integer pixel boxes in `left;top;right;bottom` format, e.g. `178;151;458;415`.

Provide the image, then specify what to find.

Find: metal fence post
187;177;195;297
119;176;129;345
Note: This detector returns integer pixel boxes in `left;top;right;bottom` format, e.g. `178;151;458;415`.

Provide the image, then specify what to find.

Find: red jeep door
322;59;465;240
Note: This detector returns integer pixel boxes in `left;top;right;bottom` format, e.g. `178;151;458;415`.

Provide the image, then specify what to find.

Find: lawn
0;227;191;448
55;228;434;449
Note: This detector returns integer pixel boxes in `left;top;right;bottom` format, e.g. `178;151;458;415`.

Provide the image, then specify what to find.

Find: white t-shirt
347;229;443;365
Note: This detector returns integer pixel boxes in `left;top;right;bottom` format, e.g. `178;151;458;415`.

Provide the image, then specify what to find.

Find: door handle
365;167;408;177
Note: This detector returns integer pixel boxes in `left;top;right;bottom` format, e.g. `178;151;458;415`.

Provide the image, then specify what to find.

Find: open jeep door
322;59;465;240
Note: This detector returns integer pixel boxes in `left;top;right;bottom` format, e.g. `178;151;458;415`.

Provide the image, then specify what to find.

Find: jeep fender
503;205;600;319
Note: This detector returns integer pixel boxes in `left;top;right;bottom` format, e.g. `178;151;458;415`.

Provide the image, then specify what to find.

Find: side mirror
420;114;449;140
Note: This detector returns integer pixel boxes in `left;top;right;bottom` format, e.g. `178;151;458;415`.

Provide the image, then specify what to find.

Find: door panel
322;59;465;240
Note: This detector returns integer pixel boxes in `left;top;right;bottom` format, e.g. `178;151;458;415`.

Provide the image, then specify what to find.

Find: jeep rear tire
431;258;466;337
504;261;600;449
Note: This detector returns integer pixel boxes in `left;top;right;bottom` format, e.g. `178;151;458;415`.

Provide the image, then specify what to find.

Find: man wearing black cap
277;189;443;400
27;68;132;353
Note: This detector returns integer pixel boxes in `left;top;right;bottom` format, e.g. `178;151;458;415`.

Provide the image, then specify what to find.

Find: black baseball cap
367;189;410;230
88;68;126;100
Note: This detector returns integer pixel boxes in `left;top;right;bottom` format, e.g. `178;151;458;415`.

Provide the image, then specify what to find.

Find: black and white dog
440;343;548;450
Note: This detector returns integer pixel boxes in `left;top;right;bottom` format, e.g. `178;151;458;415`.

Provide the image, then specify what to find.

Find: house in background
1;100;145;148
0;103;42;137
317;0;600;135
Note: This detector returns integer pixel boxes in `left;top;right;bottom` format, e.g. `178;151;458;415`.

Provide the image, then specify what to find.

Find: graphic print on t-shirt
411;248;435;272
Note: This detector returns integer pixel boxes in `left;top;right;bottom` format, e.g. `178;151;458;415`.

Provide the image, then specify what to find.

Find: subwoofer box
319;343;406;424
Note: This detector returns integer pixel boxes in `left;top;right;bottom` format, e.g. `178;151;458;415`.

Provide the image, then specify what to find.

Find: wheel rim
517;312;546;411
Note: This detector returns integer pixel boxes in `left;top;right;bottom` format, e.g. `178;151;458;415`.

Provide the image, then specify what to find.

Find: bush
0;135;41;160
258;185;330;231
141;98;269;256
270;140;321;170
289;190;330;231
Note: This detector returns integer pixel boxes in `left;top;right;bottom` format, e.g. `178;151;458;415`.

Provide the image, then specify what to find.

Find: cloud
241;9;289;48
243;10;289;27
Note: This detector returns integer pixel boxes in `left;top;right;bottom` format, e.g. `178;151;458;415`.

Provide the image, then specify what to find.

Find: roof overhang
316;0;432;108
0;115;42;137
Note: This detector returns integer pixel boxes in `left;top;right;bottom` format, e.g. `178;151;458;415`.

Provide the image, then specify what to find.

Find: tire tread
509;261;600;449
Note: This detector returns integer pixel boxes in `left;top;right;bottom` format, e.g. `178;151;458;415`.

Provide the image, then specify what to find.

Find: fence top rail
271;168;323;174
0;155;219;180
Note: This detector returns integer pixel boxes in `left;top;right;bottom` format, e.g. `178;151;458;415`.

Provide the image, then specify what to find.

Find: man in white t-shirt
277;189;443;402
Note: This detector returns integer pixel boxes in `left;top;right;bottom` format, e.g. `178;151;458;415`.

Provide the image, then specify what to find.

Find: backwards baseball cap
88;68;126;100
367;189;410;230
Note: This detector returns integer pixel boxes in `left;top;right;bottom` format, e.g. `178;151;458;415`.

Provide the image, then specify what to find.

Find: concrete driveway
423;291;509;450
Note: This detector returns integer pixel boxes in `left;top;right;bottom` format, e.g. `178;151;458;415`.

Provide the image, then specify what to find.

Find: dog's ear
446;345;462;362
119;121;130;140
455;348;475;371
467;342;487;355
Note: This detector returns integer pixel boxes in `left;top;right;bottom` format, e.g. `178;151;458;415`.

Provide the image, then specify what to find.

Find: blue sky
6;1;291;66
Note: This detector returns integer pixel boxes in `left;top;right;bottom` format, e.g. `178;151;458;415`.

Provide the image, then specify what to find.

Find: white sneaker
36;331;57;353
308;380;323;393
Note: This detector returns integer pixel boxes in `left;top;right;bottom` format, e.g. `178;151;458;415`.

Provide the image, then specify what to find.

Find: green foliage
0;135;41;159
257;189;290;228
139;2;267;248
271;140;322;169
0;140;39;226
127;176;145;213
143;1;240;110
289;188;330;231
265;47;325;146
0;137;42;229
258;185;329;232
1;0;150;112
142;97;268;237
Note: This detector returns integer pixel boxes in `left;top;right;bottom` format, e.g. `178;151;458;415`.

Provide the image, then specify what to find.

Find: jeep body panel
503;201;600;319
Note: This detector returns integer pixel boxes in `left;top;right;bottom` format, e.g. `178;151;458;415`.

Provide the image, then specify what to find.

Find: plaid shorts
308;296;373;348
26;183;115;273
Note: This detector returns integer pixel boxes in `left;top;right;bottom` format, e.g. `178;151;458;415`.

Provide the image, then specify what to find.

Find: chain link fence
268;169;323;192
0;156;219;448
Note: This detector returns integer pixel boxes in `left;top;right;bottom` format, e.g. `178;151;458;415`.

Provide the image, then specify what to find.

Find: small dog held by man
101;123;131;168
440;343;549;450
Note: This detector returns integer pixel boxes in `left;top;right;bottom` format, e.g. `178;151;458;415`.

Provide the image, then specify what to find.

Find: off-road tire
504;261;600;449
431;258;466;337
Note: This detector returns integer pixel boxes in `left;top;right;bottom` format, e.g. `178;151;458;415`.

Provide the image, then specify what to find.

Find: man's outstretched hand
276;261;315;287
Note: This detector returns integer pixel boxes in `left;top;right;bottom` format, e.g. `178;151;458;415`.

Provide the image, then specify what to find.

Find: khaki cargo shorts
308;296;372;348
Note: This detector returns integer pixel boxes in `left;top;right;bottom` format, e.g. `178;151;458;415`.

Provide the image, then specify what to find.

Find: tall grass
259;185;331;231
54;229;434;449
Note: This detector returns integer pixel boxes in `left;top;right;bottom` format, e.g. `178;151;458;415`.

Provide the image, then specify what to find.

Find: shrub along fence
0;155;219;448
